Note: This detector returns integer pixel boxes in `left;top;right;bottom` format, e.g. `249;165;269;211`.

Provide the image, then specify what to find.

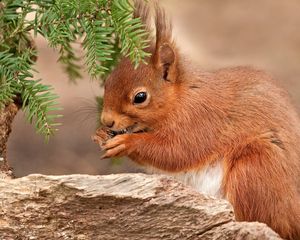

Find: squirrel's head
101;2;180;133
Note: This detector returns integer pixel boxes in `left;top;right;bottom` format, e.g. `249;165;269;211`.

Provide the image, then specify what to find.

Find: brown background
8;0;300;177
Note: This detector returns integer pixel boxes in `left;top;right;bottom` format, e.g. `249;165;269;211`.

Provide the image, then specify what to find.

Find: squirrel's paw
101;134;131;159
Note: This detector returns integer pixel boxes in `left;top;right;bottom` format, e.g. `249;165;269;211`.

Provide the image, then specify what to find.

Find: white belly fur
146;161;224;198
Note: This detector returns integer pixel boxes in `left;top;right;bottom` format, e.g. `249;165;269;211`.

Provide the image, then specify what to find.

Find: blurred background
8;0;300;177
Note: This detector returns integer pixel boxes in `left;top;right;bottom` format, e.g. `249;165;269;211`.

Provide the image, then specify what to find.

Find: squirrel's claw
101;143;126;159
102;135;124;150
100;134;130;159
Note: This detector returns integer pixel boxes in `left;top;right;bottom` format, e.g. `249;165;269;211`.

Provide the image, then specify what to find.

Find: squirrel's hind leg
223;140;300;240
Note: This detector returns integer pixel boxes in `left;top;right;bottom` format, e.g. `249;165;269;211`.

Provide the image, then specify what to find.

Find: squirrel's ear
154;42;177;82
152;4;177;82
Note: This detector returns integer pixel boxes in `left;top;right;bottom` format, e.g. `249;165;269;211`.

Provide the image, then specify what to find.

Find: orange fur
94;2;300;239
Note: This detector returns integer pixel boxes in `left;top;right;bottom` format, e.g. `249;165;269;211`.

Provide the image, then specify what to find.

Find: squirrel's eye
134;92;147;104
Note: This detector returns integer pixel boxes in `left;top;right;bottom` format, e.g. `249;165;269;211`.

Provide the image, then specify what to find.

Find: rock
0;173;281;239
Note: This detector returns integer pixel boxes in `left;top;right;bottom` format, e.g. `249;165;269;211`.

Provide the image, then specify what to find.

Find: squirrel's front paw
101;134;132;159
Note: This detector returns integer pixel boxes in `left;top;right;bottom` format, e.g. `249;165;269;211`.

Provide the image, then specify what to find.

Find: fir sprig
0;49;62;140
111;0;150;67
21;79;62;140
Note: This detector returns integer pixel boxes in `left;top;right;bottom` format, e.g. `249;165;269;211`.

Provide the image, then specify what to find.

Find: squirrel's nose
105;120;115;128
101;114;115;128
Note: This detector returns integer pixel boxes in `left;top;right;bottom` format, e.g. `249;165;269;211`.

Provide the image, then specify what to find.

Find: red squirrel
93;2;300;239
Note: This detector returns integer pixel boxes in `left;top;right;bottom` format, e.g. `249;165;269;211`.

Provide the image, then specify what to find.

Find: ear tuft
151;3;178;82
133;0;151;32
